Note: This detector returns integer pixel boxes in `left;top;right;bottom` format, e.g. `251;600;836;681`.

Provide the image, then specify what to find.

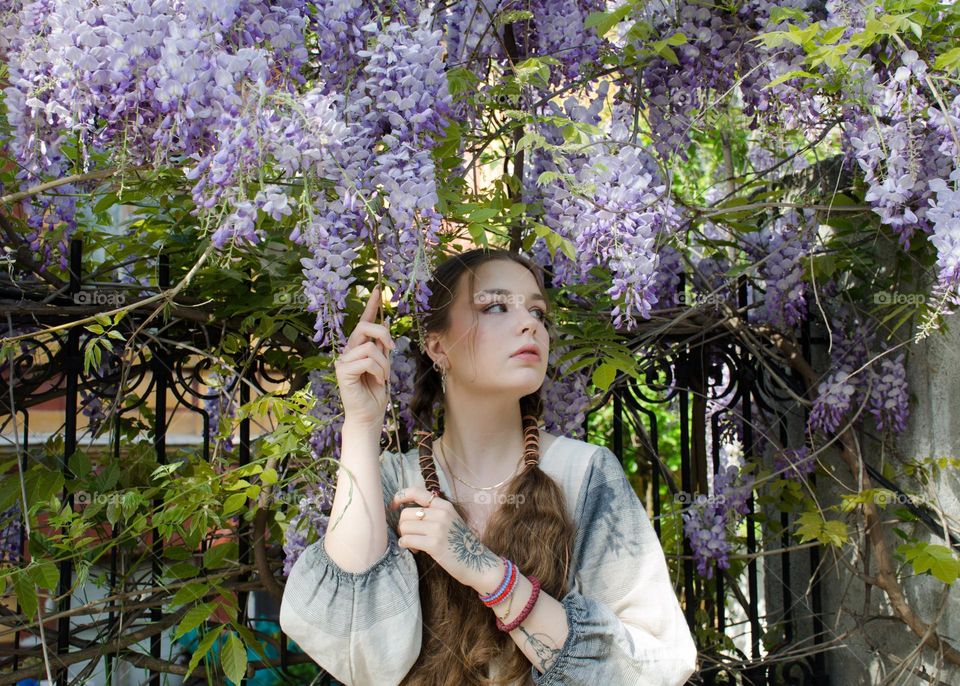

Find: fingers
347;321;395;356
390;485;437;510
336;356;388;386
360;284;382;324
337;340;390;383
397;534;429;551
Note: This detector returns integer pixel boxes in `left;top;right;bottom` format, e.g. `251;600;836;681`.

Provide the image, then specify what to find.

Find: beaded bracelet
496;575;541;632
479;557;517;607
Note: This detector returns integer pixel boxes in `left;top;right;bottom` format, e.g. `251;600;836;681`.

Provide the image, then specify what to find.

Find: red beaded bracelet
482;560;517;607
496;575;540;632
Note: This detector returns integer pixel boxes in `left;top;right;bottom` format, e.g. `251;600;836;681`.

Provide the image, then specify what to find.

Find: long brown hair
398;248;576;685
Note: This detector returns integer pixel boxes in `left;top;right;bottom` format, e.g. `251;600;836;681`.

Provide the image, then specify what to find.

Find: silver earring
433;360;447;394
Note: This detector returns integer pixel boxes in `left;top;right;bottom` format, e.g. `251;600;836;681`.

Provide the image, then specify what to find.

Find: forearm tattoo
447;519;499;572
519;626;561;673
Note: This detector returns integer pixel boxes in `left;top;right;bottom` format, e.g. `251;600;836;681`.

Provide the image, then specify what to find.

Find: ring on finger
416;508;425;520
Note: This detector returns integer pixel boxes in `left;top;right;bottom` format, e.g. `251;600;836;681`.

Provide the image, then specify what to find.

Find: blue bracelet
479;557;512;603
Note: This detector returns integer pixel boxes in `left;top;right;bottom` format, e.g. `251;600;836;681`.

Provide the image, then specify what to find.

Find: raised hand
334;285;396;428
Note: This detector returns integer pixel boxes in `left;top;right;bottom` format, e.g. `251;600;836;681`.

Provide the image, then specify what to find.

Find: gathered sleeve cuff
529;446;698;686
279;449;422;686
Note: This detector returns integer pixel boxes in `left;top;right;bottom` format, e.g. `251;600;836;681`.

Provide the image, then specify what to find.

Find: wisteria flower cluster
282;480;333;576
541;342;593;439
743;209;817;329
4;0;309;266
307;370;344;463
845;51;955;251
204;371;237;453
538;116;681;330
773;446;817;481
807;302;910;437
681;464;755;578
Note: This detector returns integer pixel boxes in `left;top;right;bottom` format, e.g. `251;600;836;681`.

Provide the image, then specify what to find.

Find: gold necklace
435;436;522;491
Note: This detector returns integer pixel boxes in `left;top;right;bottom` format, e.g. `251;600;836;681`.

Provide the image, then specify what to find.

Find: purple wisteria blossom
927;168;960;288
844;51;954;248
282;481;334;576
0;503;22;564
868;353;910;434
682;464;755;578
773;446;817;481
387;335;417;437
542;343;592;440
743;209;816;328
809;369;859;434
205;371;237;453
307;370;344;463
5;0;308;262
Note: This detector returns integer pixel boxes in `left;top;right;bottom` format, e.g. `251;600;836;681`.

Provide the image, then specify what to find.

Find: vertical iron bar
738;277;762;683
801;311;828;684
106;409;123;685
149;253;171;686
778;419;795;644
238;333;252;685
678;349;695;627
13;411;29;672
57;238;83;686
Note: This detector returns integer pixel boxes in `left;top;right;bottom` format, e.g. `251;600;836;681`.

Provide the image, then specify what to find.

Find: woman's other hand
390;485;503;591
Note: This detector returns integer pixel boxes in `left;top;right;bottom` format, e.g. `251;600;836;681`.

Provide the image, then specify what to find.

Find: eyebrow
475;288;548;306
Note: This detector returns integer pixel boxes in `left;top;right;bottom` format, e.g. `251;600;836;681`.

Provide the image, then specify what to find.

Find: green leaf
175;602;216;640
592;362;617;391
13;570;38;619
166;561;201;580
260;467;278;485
223;492;247;516
204;541;239;569
795;510;848;547
28;559;60;591
467;207;498;223
169;581;211;607
231;621;270;662
68;450;92;478
764;69;817;89
151;462;185;480
899;542;960;584
185;626;224;679
935;47;960;72
494;9;534;27
769;6;810;24
585;4;631;38
221;633;248;686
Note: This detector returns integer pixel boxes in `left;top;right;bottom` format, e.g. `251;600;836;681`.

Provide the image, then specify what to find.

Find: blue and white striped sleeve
279;449;423;686
530;445;698;686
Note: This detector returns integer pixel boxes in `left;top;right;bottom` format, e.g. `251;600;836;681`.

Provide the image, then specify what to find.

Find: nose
517;306;540;335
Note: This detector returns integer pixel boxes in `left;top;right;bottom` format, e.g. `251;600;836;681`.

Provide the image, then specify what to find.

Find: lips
511;344;540;359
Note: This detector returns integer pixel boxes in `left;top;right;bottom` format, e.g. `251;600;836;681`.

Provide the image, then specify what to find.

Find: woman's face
432;259;551;397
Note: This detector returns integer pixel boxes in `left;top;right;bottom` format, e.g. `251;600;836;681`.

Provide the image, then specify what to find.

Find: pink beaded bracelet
496;575;541;632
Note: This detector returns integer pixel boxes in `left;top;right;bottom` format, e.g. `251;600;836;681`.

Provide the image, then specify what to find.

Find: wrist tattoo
448;519;499;572
519;626;561;673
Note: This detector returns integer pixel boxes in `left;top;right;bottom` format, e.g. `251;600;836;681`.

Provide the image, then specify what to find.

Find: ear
423;332;447;368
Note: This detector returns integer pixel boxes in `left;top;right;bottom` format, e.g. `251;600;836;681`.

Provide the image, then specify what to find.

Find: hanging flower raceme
681;464;755;579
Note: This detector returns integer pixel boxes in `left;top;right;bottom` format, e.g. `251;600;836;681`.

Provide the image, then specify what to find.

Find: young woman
280;248;697;685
